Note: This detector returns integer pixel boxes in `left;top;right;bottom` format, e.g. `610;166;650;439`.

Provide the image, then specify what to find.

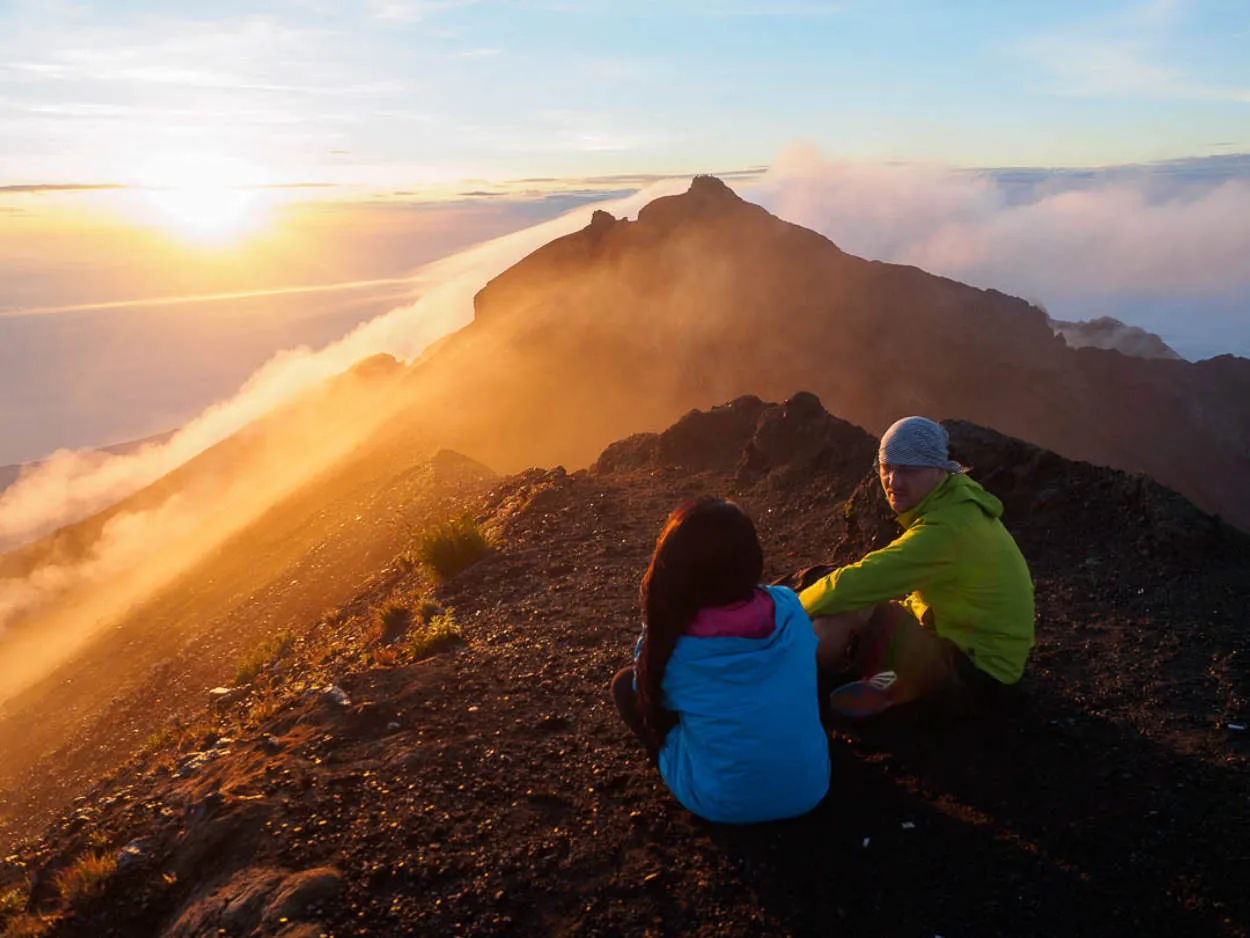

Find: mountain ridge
2;175;1248;880
392;174;1250;528
0;392;1245;937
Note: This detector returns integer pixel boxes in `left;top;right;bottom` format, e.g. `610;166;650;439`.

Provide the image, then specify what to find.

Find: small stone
116;839;148;871
208;686;248;710
319;685;351;707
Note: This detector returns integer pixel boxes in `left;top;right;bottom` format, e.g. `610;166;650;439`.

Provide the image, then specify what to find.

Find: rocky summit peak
688;174;738;200
589;209;616;230
634;173;753;230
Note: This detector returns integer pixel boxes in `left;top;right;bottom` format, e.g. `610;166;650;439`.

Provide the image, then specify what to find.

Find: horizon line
0;276;427;319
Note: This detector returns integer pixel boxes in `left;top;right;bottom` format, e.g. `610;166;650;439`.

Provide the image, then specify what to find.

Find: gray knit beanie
878;416;963;472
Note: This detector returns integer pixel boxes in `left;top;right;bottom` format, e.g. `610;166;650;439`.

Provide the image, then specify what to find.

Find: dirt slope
0;444;497;851
3;394;1246;938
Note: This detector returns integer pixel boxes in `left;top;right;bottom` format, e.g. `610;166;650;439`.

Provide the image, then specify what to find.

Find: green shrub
409;612;462;660
416;514;490;580
375;600;412;644
55;852;116;904
233;630;296;685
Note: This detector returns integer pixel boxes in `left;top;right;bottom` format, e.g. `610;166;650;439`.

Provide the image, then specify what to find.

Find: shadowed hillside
0;394;1245;938
382;176;1250;531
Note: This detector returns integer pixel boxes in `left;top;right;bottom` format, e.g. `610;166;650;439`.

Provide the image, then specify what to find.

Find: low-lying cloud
0;180;687;650
746;144;1250;359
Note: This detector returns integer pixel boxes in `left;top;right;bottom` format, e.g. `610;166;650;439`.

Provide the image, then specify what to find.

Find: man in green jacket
801;416;1035;716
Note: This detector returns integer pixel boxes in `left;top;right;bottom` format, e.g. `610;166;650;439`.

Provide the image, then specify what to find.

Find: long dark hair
636;497;764;751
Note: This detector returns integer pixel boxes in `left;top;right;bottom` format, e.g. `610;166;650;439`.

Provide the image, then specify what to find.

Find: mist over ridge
747;145;1250;361
0;182;688;698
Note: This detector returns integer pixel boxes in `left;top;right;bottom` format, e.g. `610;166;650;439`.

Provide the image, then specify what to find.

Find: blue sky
1;0;1248;189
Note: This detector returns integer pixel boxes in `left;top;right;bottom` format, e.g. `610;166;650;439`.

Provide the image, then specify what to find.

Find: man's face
878;463;946;513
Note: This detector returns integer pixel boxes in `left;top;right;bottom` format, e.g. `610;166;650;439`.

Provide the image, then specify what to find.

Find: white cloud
747;142;1250;355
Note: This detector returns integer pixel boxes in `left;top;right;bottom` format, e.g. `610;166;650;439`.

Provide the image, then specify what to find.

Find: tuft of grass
243;676;282;725
375;600;412;644
409;611;462;660
54;852;116;905
140;716;207;763
2;914;49;938
0;887;26;918
233;630;296;686
394;551;419;574
141;721;179;755
415;599;443;625
416;514;490;581
371;645;398;667
320;608;349;630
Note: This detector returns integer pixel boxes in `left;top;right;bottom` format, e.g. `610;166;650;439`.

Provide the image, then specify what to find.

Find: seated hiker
610;497;830;824
801;416;1034;717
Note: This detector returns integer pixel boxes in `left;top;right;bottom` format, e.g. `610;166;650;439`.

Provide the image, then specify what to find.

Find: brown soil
2;394;1247;938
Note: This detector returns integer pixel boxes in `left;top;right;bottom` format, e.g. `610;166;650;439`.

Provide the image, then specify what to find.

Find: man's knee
813;607;876;671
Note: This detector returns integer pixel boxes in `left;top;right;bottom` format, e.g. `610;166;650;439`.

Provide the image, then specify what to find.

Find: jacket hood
666;586;807;684
899;471;1003;528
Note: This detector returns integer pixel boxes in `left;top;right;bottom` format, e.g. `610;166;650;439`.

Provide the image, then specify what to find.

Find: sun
133;154;274;244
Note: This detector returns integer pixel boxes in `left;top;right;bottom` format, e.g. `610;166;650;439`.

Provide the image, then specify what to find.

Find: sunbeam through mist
0;181;689;702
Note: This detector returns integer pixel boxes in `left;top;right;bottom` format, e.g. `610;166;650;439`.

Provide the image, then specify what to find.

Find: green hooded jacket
799;472;1035;684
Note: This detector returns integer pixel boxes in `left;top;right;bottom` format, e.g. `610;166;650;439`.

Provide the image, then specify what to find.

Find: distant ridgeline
381;174;1250;531
5;177;1247;540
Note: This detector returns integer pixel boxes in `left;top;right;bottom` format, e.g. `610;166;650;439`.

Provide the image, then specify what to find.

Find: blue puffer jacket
637;585;830;824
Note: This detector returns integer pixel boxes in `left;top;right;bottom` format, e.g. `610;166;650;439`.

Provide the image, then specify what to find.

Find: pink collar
686;589;775;639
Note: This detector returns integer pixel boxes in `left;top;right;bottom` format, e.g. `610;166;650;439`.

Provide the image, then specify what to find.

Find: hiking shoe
828;671;898;717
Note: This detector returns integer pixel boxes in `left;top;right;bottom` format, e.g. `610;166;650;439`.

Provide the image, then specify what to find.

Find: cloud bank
0;180;687;641
745;145;1250;359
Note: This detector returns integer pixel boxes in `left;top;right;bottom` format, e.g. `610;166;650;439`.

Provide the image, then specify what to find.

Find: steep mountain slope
379;176;1250;530
3;174;1247;878
2;394;1246;938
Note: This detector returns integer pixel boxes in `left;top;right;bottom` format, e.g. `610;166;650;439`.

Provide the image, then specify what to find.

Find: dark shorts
852;602;1012;711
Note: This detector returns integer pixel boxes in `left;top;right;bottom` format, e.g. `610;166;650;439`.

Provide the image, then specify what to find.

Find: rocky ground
2;393;1247;937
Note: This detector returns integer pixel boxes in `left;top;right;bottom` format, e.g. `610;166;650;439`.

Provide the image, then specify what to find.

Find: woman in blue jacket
610;497;830;824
